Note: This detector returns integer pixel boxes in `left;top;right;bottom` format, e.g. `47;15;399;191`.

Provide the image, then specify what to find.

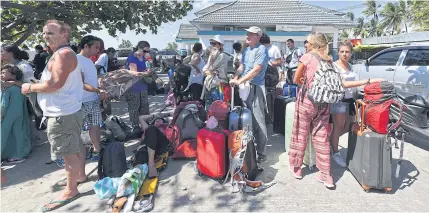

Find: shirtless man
22;20;85;212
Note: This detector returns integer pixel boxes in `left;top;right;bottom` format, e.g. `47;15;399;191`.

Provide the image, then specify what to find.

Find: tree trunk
405;23;408;33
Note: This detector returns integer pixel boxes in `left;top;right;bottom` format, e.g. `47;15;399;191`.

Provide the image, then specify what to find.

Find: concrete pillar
333;28;339;50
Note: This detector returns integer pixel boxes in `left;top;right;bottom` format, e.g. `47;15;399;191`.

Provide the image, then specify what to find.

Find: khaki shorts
47;110;84;160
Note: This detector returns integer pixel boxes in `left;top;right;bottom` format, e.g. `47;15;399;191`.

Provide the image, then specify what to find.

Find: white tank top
37;47;83;117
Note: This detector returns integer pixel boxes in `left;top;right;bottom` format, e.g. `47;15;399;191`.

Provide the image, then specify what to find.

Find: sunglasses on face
210;42;219;46
143;50;149;53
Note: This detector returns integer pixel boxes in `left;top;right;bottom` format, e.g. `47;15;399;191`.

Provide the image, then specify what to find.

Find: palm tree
354;17;368;38
366;18;382;37
363;0;379;20
340;30;350;40
380;2;403;35
398;0;411;32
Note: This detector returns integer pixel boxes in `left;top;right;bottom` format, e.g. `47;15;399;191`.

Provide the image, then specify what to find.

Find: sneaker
91;152;100;161
333;152;347;168
316;172;335;188
289;166;303;179
55;158;65;168
7;158;26;164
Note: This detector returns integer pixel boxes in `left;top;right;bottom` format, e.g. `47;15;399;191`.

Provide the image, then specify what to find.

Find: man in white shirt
284;39;303;83
95;39;108;75
260;33;281;124
260;33;282;72
78;35;107;161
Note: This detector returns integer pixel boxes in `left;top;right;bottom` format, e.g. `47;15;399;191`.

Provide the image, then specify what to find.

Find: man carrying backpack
284;39;302;84
229;26;269;170
260;33;280;124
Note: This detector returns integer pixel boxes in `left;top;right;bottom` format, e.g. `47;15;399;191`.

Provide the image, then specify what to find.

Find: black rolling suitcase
273;96;295;135
347;100;393;193
265;87;276;124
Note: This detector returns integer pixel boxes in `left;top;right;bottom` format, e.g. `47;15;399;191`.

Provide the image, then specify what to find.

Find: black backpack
97;141;128;179
265;64;279;88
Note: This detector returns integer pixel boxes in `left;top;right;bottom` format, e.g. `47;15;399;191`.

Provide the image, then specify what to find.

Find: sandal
40;193;80;212
54;177;88;188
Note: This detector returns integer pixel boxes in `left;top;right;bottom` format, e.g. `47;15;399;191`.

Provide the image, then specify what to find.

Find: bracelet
29;84;32;92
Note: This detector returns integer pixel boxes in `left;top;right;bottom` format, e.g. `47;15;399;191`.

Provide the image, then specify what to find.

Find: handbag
142;72;158;84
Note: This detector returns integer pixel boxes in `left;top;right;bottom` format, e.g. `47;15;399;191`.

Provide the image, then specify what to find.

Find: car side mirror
364;59;369;66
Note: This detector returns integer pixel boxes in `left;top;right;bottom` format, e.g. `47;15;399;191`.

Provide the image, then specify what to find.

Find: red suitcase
197;128;230;180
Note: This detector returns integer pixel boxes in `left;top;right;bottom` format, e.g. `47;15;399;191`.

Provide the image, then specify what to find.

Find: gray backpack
303;53;345;104
175;104;204;140
97;141;128;179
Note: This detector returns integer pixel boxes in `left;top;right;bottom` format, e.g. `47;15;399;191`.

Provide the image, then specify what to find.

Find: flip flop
40;193;81;212
54;178;88;188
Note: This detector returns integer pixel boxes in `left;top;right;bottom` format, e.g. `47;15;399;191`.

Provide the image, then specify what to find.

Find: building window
213;26;224;31
266;27;276;31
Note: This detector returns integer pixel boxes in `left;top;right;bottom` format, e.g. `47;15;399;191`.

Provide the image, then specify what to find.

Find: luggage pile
347;82;405;193
193;87;274;193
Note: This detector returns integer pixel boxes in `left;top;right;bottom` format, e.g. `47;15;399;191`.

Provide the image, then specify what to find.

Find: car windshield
117;49;132;58
158;50;177;55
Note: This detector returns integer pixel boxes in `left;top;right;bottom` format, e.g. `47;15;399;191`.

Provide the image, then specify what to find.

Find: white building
176;0;356;55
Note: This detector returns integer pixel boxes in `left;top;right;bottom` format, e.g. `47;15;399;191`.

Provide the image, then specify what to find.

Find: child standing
1;64;31;163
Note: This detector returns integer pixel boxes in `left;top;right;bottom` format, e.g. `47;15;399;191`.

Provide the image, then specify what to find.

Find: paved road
2;92;429;212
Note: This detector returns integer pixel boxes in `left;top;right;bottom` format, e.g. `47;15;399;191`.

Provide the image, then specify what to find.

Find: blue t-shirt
126;53;147;93
241;43;269;86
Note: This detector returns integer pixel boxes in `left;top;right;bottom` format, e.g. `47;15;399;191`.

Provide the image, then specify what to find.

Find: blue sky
93;0;368;49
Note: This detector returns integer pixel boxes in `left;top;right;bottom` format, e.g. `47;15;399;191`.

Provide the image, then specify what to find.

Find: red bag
222;83;232;104
363;82;403;134
197;128;230;180
170;139;197;159
157;124;181;155
207;100;229;129
364;81;395;102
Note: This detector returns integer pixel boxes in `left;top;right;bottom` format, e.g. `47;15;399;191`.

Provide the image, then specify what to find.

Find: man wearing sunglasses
229;26;269;169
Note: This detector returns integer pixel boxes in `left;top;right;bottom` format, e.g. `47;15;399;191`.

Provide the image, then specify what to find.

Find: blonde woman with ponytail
288;33;383;189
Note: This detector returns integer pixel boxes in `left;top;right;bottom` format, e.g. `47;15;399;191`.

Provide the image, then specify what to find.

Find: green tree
380;2;403;35
397;0;411;33
345;12;355;22
363;0;380;20
354;17;368;38
1;1;193;46
340;30;350;40
366;18;383;37
119;39;133;48
409;0;429;31
165;42;177;50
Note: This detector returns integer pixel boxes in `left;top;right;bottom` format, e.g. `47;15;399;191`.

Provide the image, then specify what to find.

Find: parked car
156;50;182;72
116;48;133;67
116;48;158;69
353;44;429;142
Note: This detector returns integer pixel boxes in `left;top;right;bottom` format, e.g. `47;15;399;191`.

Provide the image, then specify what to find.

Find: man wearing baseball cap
229;26;269;169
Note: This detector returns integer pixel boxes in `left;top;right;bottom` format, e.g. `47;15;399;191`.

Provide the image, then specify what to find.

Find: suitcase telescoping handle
231;85;235;111
355;99;366;133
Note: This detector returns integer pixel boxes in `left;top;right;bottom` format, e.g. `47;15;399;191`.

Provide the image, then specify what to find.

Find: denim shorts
331;102;349;114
